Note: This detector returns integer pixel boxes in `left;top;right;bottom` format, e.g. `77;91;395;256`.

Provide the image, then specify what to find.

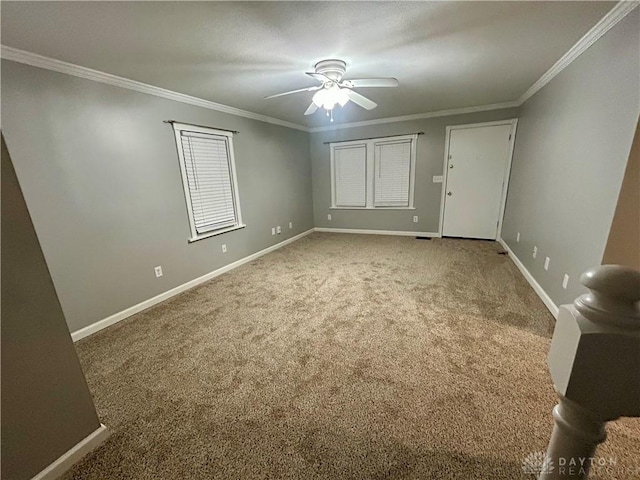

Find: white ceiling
1;1;615;128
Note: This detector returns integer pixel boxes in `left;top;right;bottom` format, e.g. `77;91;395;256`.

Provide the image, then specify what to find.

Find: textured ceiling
1;1;614;127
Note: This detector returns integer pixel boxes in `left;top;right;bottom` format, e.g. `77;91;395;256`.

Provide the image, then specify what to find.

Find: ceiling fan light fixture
312;85;350;110
312;88;328;108
337;87;350;107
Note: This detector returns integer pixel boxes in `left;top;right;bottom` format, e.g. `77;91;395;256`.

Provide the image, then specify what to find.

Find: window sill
329;207;416;210
188;224;246;243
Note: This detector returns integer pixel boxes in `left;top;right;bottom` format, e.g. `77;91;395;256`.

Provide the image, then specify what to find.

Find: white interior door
442;123;513;240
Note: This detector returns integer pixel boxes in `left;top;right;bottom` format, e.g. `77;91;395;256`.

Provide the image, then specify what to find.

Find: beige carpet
65;233;640;479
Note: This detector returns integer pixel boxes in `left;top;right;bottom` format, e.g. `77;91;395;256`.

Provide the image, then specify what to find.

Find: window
172;122;244;241
334;143;367;207
330;134;417;209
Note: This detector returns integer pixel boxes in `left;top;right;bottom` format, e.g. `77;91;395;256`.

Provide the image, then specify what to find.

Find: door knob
449;164;454;169
447;191;452;196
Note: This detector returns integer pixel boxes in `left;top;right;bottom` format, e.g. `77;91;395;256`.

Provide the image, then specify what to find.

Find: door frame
438;118;519;239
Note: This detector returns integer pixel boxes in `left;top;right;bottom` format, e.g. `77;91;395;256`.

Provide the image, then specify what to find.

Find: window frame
330;134;417;210
172;122;245;242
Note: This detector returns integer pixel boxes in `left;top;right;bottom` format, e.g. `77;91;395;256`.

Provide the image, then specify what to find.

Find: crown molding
518;1;639;105
0;47;518;133
0;45;518;133
308;101;520;133
2;2;637;134
0;45;310;132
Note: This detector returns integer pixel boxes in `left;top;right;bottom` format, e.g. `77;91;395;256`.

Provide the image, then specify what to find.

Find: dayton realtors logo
522;453;638;477
522;451;554;475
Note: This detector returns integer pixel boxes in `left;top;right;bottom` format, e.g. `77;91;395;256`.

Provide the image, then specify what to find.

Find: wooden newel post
540;265;640;480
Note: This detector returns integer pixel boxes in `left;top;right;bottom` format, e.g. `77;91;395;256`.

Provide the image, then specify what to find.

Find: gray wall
2;60;314;333
603;119;639;270
501;9;640;306
310;108;519;233
2;135;102;480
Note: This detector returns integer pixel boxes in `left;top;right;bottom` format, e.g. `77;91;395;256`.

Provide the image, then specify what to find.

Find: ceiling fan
265;59;398;122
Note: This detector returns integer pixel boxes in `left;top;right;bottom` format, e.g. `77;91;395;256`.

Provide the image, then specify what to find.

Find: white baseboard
71;228;315;341
314;227;440;237
497;238;559;319
32;424;109;480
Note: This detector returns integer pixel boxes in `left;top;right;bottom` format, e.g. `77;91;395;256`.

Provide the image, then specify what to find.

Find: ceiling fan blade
345;90;377;110
264;86;320;99
343;78;399;88
304;102;318;116
305;72;331;83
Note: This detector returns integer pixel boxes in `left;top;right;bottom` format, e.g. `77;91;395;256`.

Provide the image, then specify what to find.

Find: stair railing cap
575;265;640;329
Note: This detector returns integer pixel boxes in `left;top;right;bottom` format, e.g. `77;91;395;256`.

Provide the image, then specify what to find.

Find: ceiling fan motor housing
314;59;347;82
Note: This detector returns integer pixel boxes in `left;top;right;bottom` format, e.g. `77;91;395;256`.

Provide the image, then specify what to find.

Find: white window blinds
334;144;367;207
177;129;239;236
330;134;416;210
373;140;412;207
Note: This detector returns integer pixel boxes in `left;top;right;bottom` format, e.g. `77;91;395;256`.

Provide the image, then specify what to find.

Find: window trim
330;134;417;210
172;122;244;242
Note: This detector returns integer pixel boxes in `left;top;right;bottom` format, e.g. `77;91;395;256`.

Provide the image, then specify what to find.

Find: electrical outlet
271;227;276;235
533;246;537;259
327;214;332;221
276;226;282;234
562;274;569;289
221;244;227;253
154;266;163;278
432;175;443;183
289;222;293;229
516;232;520;243
413;216;418;223
544;257;550;271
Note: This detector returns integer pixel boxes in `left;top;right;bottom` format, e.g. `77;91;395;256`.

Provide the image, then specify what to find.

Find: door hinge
448;154;452;159
509;134;512;140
